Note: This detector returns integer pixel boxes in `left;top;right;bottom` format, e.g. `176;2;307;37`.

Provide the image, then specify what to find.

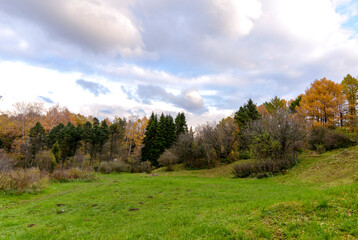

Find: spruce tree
165;115;176;148
156;113;168;156
175;112;188;138
141;113;159;165
234;99;261;129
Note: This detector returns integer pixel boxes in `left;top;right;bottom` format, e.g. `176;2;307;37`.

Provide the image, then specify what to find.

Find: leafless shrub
0;168;49;193
98;160;130;174
232;157;297;178
158;150;179;171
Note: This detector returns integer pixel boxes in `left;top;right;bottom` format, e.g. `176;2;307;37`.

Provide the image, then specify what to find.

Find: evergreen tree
29;122;46;167
156;113;168;156
289;95;302;113
108;118;125;160
234;99;261;129
165;115;176;148
82;121;93;157
58;122;82;167
47;123;65;148
175;112;188;138
141;113;159;165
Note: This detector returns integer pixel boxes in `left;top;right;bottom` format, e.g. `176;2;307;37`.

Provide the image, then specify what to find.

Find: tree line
0;74;357;175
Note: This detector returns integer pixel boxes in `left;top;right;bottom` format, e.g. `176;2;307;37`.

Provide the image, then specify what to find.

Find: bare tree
197;117;238;161
243;110;308;159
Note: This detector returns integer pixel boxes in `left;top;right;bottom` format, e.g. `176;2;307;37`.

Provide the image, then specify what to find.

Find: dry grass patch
0;168;49;193
50;168;97;182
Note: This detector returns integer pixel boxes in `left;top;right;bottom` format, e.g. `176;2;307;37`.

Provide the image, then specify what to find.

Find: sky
0;0;358;126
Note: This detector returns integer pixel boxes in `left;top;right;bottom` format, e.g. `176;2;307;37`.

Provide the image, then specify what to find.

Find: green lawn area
1;147;357;239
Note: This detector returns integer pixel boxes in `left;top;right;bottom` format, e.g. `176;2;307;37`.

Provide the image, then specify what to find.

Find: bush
98;160;130;174
239;152;251;160
50;168;96;182
158;150;179;171
232;157;297;178
309;127;355;151
0;168;49;193
314;144;325;154
34;150;57;172
136;161;152;173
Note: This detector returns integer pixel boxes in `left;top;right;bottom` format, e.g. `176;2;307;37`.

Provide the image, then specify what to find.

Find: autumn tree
299;78;344;127
341;74;358;129
125;116;148;158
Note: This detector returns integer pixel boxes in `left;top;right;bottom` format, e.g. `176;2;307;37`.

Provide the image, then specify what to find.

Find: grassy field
0;147;357;239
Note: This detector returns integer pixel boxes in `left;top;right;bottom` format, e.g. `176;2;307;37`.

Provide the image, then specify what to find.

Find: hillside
0;146;357;239
155;146;358;186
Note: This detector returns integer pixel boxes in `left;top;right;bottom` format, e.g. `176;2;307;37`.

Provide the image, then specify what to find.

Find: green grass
1;147;358;239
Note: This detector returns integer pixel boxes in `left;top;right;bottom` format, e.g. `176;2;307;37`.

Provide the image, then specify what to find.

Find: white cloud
1;0;358;126
0;0;144;57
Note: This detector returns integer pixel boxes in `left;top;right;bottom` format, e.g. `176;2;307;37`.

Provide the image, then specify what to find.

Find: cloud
0;0;144;57
38;96;54;104
1;0;358;126
76;79;110;96
137;85;207;114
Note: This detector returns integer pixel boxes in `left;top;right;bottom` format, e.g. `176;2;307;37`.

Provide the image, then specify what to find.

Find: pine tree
47;123;65;148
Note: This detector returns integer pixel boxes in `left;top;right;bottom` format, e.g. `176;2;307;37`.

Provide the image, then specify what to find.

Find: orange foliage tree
299;78;344;127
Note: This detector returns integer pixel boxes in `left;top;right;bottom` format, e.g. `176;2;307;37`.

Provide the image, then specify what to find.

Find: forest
0;74;357;185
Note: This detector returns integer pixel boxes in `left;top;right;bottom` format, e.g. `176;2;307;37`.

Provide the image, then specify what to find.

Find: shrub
232;157;297;178
50;168;96;182
158;150;179;171
137;161;152;173
0;168;49;193
98;160;130;174
34;150;57;172
314;144;325;154
309;127;355;151
239;152;251;160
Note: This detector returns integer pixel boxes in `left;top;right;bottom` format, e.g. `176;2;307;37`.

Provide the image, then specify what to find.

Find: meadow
0;147;357;240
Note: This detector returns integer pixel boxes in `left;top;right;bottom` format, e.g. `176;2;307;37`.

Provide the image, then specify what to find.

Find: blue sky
0;0;358;125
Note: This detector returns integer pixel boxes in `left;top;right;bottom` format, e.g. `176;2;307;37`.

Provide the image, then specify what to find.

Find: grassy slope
0;147;357;240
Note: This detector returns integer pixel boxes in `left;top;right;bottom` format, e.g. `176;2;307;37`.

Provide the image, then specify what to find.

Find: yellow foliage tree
341;74;358;129
299;78;344;127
